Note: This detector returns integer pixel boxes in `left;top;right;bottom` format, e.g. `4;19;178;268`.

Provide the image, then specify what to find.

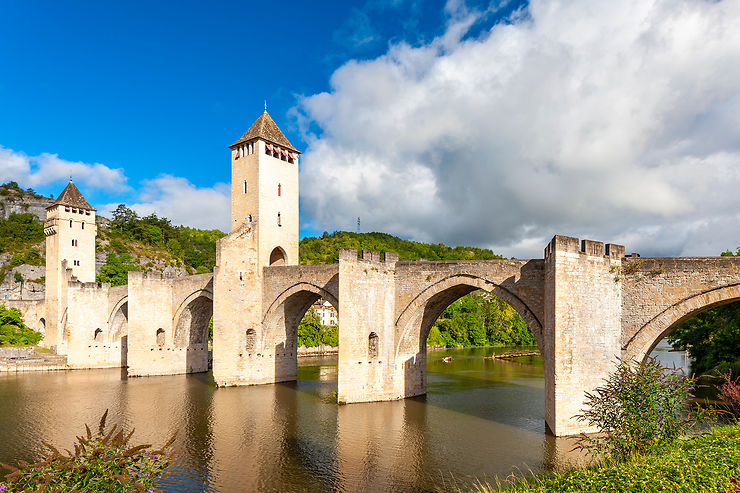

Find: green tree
97;253;141;286
0;304;43;346
298;308;323;347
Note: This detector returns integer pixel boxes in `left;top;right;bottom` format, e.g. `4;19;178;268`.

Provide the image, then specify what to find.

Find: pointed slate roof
230;111;300;153
49;180;95;210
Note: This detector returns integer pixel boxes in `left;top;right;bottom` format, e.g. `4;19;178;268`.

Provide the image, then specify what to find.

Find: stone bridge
212;235;740;436
37;234;740;436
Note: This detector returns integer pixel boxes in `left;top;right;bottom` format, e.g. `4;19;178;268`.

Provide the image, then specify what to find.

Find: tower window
243;180;247;194
156;328;165;346
82;222;84;230
69;220;72;228
277;213;281;227
369;332;379;359
278;183;281;197
245;328;257;352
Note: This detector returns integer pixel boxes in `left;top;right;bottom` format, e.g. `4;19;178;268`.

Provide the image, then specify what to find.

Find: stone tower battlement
544;234;625;260
338;248;399;264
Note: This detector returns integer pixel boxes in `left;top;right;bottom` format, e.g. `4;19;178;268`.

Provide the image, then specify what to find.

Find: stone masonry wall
622;256;740;361
544;235;625;436
337;248;400;403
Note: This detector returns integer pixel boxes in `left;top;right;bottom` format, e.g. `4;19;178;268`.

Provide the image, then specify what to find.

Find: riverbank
474;424;740;493
0;346;67;372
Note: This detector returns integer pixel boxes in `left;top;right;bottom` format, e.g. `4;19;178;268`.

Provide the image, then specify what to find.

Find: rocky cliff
0;183;186;301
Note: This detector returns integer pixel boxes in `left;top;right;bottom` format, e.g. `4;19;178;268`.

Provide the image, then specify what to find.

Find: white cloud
297;0;740;258
0;146;128;191
100;175;231;232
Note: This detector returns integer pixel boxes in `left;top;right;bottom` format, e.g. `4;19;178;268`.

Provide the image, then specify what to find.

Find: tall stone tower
44;180;97;353
228;108;300;268
213;109;301;386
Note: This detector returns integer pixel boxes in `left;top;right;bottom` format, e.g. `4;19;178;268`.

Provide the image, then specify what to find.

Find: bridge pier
543;236;625;435
337;249;403;403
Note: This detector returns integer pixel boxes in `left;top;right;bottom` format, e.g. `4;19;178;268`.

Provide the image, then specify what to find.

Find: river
0;345;685;492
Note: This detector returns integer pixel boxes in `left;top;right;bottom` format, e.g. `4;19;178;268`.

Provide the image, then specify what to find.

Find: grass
464;424;740;493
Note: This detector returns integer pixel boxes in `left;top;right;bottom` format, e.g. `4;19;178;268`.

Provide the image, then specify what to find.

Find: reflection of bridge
19;110;740;436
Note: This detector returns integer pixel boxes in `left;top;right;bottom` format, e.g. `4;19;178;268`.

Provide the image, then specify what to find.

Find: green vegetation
0;213;45;283
0;213;44;255
96;253;142;287
0;304;43;346
299;231;503;264
480;425;740;492
427;291;534;347
464;358;734;493
297;308;338;347
575;356;704;459
0;410;175;492
107;204;226;273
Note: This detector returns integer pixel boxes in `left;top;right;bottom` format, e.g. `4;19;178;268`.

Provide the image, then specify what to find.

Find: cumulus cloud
297;0;740;258
0;146;128;191
100;175;230;232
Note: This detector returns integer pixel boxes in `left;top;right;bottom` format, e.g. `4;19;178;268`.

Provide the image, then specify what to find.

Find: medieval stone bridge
37;233;740;436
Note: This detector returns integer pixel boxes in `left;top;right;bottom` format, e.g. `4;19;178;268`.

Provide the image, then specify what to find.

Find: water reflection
1;348;594;492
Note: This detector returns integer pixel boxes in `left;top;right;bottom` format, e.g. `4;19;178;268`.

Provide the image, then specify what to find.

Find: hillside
299;231;503;264
0;184;207;297
0;183;505;298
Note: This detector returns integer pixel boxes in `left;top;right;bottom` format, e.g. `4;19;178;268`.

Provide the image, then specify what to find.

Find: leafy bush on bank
575;356;705;459
0;410;176;492
488;425;740;493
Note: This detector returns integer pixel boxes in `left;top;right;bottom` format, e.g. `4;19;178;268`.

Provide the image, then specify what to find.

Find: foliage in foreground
0;410;176;492
716;370;740;419
473;425;740;493
0;304;43;346
575;356;705;459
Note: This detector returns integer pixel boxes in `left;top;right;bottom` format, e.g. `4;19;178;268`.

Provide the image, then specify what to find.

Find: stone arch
269;246;287;266
395;274;543;360
38;318;45;336
623;284;740;363
156;328;166;346
261;282;339;381
108;297;129;342
173;290;214;348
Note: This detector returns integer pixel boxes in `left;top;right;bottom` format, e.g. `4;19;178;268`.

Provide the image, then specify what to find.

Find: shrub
716;370;740;420
0;304;43;346
0;410;176;492
575;356;705;459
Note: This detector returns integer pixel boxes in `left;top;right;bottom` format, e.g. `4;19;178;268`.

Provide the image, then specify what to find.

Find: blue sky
0;0;514;211
2;0;740;258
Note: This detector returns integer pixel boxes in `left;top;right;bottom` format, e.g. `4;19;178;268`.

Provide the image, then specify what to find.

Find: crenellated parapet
338;248;399;264
544;234;625;260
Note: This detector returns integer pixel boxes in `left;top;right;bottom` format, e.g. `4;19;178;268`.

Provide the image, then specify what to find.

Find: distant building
311;300;337;326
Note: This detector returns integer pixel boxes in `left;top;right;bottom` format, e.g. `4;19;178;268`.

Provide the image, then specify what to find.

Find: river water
0;346;685;492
